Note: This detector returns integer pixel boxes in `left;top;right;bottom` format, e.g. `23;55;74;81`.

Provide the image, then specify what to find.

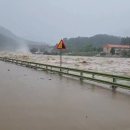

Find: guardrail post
67;69;69;74
59;67;62;75
92;74;95;79
28;62;30;67
46;66;48;71
80;71;83;81
35;64;37;69
112;77;117;91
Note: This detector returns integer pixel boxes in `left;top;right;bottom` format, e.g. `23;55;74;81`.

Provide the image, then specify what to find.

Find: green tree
110;48;115;55
85;44;93;52
121;37;130;45
127;50;130;57
121;50;130;57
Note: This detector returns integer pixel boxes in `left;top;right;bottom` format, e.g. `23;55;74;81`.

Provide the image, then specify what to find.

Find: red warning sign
57;40;66;49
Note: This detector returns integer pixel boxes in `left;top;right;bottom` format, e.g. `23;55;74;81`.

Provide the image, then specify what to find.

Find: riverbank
0;52;130;76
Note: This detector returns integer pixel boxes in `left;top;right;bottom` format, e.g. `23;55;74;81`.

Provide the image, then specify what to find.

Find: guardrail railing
0;57;130;90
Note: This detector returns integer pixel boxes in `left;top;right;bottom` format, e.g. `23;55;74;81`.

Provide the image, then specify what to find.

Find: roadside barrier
0;57;130;90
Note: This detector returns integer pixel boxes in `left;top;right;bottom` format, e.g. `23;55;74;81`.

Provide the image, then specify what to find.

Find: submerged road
0;61;130;130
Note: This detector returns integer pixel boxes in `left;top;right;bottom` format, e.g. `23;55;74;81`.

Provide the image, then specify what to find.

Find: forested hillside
63;34;121;52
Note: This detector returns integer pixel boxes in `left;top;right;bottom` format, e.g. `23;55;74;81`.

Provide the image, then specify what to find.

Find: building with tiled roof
103;44;130;54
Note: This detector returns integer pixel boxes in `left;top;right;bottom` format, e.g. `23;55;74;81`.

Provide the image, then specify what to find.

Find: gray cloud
0;0;130;44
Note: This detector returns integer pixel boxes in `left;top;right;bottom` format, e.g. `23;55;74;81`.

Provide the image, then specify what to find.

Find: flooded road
0;61;130;130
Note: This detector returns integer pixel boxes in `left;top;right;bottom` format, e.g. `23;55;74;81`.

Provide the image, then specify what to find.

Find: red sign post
56;40;66;68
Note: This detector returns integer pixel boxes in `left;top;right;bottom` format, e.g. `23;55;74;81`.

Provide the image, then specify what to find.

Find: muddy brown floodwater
0;61;130;130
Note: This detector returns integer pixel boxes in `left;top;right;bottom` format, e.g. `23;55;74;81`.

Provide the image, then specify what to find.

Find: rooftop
104;44;130;49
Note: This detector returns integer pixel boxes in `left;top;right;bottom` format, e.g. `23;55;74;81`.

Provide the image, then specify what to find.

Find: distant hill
0;26;124;54
0;26;46;52
63;34;121;52
0;26;18;39
0;26;19;51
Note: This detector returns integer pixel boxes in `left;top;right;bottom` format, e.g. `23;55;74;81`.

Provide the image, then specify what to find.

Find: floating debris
40;78;44;80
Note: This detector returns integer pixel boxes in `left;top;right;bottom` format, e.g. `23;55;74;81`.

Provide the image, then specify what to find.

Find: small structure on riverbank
103;44;130;55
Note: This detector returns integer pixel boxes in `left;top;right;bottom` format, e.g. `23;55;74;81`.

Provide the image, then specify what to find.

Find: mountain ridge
63;34;121;52
0;26;46;51
0;26;126;53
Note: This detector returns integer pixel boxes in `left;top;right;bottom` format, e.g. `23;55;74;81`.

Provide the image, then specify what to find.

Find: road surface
0;61;130;130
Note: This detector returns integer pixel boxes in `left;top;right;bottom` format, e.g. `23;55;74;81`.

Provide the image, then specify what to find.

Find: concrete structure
103;44;130;55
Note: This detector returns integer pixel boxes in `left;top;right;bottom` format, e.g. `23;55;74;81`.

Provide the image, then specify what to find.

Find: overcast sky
0;0;130;44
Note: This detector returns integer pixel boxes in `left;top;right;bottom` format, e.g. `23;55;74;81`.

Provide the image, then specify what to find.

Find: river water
0;61;130;130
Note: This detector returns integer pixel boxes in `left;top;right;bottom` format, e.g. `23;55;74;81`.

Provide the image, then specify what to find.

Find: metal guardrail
0;57;130;90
